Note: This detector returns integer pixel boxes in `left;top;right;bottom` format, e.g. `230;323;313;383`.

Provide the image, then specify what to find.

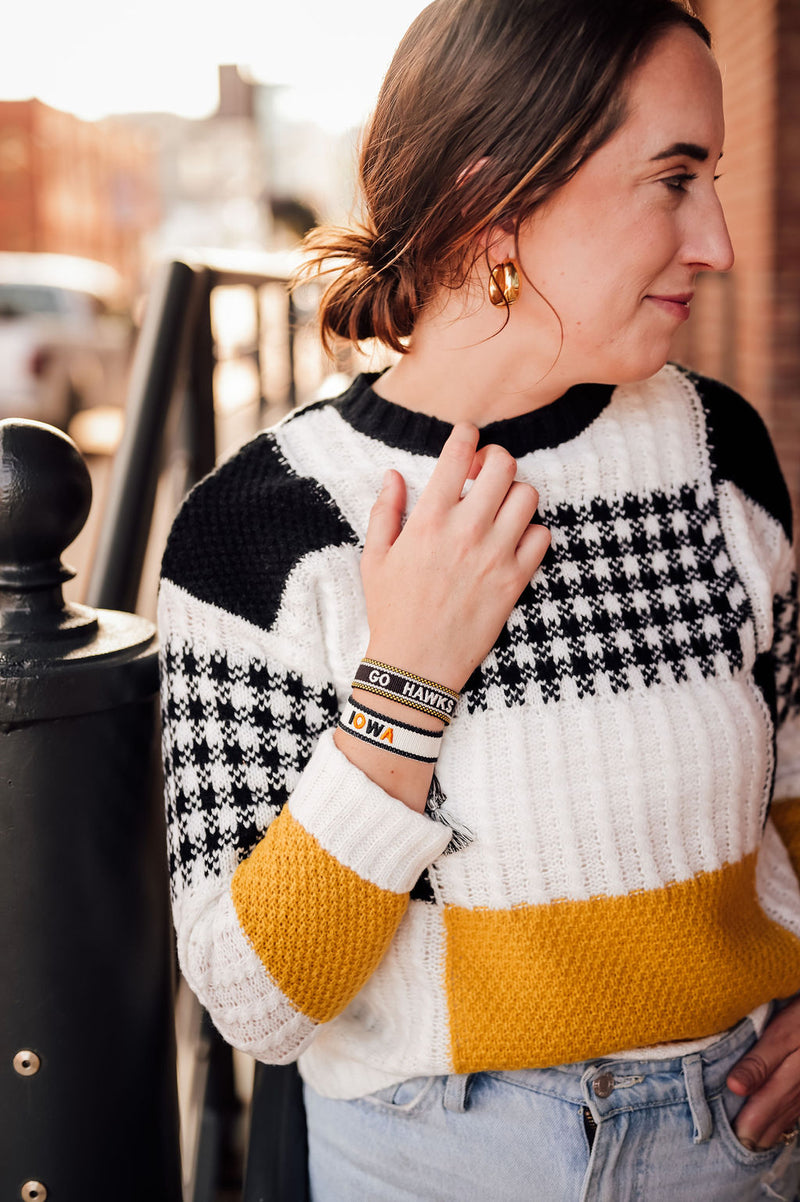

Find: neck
372;284;580;425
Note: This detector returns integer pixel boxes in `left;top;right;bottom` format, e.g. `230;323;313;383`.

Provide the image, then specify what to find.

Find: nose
683;192;735;273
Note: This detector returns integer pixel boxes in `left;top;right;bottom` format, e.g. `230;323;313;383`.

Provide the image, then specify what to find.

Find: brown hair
296;0;710;354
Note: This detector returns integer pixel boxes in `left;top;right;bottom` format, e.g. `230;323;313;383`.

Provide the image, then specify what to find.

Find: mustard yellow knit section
444;852;800;1073
772;798;800;881
231;807;408;1023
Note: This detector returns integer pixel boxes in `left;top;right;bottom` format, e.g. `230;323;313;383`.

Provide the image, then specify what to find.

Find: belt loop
443;1073;471;1113
683;1053;712;1144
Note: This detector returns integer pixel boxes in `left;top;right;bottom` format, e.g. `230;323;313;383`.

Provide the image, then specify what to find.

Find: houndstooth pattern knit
159;363;800;1100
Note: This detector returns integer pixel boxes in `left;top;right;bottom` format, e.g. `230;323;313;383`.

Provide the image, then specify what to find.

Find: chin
607;348;672;386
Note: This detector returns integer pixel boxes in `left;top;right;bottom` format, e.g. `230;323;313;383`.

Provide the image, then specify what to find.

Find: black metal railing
87;253;300;615
100;254;311;1202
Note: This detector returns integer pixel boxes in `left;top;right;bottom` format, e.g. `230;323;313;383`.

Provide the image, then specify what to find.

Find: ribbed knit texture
159;363;800;1099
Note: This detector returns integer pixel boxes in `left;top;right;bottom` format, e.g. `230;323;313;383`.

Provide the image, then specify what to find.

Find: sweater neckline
334;372;615;458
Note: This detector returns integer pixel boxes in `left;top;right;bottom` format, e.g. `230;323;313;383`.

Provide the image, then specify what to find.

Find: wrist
351;686;446;732
364;641;467;696
356;650;461;726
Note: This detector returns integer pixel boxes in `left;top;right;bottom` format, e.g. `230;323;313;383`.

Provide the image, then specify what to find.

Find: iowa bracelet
352;658;460;723
338;697;443;762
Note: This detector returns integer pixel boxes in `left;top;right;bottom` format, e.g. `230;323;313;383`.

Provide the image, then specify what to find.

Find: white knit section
276;365;710;527
288;729;450;892
516;364;712;510
756;819;800;939
277;408;431;544
173;880;317;1063
159;561;348;689
430;672;772;908
298;900;450;1098
715;480;790;657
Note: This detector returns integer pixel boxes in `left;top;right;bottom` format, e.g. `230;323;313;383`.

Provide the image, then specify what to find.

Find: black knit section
335;373;614;458
774;572;800;728
685;369;793;543
410;870;435;903
753;649;778;728
161;431;358;629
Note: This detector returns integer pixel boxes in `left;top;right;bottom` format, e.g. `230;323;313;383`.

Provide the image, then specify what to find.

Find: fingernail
383;470;393;487
738;1137;760;1152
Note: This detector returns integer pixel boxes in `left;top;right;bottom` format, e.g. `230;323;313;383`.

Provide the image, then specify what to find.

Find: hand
727;996;800;1149
360;422;550;691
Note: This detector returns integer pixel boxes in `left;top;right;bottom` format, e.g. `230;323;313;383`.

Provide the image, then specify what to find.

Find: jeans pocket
361;1075;437;1114
711;1091;789;1168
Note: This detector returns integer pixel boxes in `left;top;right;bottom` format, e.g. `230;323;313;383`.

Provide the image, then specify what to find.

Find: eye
662;172;698;193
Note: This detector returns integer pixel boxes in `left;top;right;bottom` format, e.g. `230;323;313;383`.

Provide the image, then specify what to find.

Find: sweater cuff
288;728;450;892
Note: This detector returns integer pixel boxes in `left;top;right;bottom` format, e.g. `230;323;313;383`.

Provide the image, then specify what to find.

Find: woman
159;1;800;1197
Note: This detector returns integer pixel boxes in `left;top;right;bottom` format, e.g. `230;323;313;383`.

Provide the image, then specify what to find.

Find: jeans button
593;1071;615;1098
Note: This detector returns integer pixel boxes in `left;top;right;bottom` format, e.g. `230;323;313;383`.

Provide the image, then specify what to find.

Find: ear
455;157;518;271
477;222;517;264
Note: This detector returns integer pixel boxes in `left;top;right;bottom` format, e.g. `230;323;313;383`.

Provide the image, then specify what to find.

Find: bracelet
352;658;460;724
338;697;443;762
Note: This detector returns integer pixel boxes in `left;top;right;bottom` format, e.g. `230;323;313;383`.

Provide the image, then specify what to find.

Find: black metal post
0;420;181;1201
86;259;203;613
243;1061;309;1202
185;273;217;488
286;291;297;412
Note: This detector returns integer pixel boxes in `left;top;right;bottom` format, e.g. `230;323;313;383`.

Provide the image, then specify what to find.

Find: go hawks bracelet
339;697;443;762
352;658;460;724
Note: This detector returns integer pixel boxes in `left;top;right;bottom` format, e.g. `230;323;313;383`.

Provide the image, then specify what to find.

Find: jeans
304;1014;800;1201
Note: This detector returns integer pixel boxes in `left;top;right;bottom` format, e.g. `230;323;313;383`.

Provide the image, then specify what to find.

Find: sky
1;0;430;130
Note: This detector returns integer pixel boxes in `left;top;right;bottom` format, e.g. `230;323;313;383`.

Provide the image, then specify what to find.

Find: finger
467;445;489;480
733;1048;800;1147
759;1114;800;1150
459;444;518;525
493;480;540;540
362;469;406;560
423;423;480;508
728;1000;800;1097
758;1106;800;1151
515;523;551;582
728;1049;773;1098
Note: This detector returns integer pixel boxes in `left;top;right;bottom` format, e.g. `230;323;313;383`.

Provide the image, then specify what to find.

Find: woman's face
510;26;734;387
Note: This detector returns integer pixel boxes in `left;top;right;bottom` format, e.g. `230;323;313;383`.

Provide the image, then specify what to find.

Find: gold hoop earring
488;260;520;307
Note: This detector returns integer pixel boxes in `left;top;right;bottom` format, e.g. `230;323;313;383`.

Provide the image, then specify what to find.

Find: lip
646;293;693;321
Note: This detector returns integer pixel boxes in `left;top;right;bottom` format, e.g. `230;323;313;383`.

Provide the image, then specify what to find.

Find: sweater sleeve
690;369;800;875
769;556;800;871
158;431;449;1063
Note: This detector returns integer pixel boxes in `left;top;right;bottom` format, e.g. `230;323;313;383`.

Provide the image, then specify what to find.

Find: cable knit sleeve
158;427;449;1063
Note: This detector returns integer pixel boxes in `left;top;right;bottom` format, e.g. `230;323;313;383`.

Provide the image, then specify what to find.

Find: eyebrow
650;142;710;162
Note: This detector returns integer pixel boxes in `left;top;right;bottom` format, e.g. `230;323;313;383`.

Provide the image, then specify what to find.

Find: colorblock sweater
159;364;800;1100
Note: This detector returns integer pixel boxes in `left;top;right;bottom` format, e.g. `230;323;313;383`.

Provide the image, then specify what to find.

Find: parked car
0;253;133;431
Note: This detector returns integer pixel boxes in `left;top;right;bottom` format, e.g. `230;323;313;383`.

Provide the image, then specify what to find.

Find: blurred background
0;0;426;619
0;0;798;608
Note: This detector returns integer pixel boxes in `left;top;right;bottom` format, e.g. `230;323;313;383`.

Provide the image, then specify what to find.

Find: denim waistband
484;1011;765;1122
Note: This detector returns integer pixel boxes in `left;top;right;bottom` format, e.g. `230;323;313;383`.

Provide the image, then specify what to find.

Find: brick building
0;99;159;292
673;0;800;522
